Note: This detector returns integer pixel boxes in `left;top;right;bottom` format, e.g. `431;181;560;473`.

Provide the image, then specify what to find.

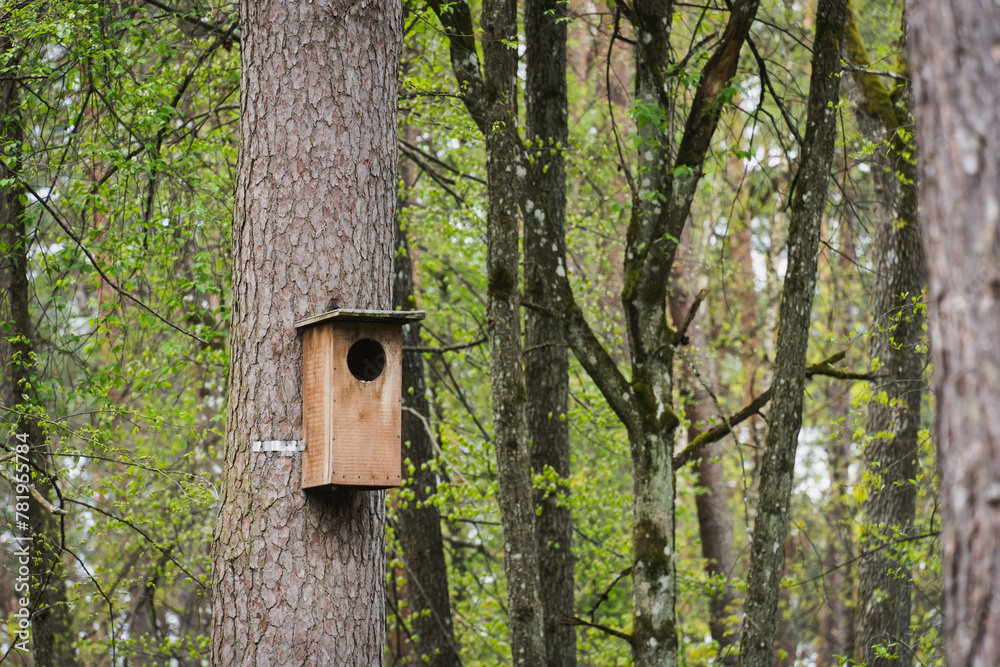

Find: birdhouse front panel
301;320;403;489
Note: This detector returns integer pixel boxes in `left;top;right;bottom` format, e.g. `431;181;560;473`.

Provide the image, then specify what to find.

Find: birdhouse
294;308;426;489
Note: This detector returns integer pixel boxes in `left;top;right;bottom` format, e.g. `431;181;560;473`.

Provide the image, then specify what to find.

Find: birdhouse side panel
301;324;334;488
329;322;402;487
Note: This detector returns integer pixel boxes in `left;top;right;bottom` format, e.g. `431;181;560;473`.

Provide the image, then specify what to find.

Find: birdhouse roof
294;308;426;329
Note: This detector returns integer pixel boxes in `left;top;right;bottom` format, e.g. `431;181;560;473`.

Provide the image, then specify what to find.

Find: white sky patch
743;145;765;172
741;74;762;109
794;426;831;503
26;186;53;203
767;146;783;168
750;245;767;290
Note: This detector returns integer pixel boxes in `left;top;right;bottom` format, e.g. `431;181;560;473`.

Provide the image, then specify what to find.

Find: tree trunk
909;2;1000;663
393;141;461;666
0;39;79;667
844;6;925;664
669;232;739;664
210;1;400;664
684;316;739;664
738;1;848;664
525;0;575;664
481;0;547;662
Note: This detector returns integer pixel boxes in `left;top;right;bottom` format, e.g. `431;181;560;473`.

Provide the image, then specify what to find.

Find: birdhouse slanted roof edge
294;308;426;329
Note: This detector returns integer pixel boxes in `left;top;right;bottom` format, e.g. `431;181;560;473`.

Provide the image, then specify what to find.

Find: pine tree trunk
525;0;575;664
844;6;925;663
909;2;1000;663
738;1;848;664
210;1;400;663
0;40;79;667
393;143;461;666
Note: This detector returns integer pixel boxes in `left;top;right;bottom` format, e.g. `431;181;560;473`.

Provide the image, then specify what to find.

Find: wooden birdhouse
295;308;426;489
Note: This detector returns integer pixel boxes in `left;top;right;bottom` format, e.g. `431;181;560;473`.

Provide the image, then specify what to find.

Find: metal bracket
252;440;305;453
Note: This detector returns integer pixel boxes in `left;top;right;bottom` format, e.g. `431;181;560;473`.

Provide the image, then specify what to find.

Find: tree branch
674;350;875;467
13;178;209;344
0;462;67;514
563;616;633;644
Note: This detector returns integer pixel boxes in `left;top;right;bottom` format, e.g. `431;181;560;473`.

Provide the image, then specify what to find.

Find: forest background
0;0;953;665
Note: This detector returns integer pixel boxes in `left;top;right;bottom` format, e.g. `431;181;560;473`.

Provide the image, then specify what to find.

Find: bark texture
481;0;547;661
737;1;848;665
910;2;1000;664
393;162;461;665
0;41;79;667
525;0;575;664
210;1;400;664
845;6;925;664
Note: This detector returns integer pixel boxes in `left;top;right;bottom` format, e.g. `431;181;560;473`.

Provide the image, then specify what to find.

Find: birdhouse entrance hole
347;338;386;382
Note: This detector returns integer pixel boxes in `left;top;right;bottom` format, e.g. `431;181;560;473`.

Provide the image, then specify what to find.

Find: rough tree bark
210;1;400;664
481;0;547;661
909;1;1000;664
844;5;925;664
737;1;848;665
525;0;575;664
0;39;79;667
393;143;461;665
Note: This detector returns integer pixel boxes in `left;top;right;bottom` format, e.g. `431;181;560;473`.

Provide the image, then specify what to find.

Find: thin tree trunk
669;227;739;664
819;360;854;664
683;313;740;664
525;0;575;664
909;2;1000;663
393;133;461;666
0;38;79;667
738;1;848;664
481;0;547;661
210;1;400;663
844;5;925;664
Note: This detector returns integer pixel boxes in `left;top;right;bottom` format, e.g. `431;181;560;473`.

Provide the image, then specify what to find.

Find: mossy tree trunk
0;36;79;667
844;5;925;664
525;0;576;663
